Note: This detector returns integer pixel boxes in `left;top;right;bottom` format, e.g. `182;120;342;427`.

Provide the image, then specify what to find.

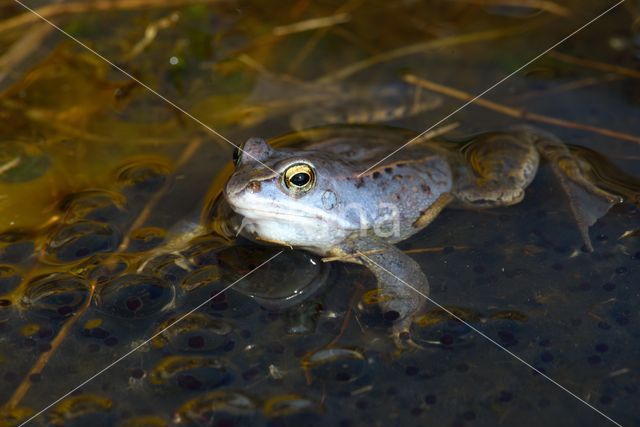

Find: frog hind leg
336;236;428;349
454;127;623;251
525;128;623;251
453;130;541;208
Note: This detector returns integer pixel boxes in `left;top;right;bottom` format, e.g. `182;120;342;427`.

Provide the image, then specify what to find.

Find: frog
219;124;627;348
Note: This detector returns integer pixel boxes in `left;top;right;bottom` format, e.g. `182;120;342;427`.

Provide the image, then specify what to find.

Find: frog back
284;126;454;242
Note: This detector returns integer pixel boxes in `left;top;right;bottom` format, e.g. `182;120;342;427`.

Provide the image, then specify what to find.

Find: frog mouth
225;202;321;222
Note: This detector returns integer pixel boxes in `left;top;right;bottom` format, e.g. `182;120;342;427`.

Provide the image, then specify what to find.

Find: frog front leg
332;235;428;349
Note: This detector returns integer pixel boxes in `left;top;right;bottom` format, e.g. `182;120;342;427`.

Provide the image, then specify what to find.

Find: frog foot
532;132;623;251
339;236;430;350
392;325;425;351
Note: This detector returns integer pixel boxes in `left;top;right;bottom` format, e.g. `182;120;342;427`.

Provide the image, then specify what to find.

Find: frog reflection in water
222;126;626;348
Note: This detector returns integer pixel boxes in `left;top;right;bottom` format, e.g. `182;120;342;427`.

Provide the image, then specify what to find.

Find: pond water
0;1;639;426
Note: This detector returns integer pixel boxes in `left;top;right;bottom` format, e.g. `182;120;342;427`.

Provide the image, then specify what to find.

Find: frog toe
392;331;424;351
392;323;425;351
534;134;623;251
557;175;622;251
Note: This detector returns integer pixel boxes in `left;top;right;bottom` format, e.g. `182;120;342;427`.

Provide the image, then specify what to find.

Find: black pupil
290;172;310;187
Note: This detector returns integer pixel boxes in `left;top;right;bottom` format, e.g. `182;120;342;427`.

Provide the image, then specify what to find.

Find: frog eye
283;163;316;192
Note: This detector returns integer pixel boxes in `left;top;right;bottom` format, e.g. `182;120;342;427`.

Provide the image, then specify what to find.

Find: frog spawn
46;220;121;263
95;274;175;319
0;156;337;425
303;348;371;393
173;390;324;425
21;273;91;321
48;393;113;427
0;211;540;425
155;313;231;348
0;265;21;295
0;229;35;265
148;355;233;391
2;135;637;426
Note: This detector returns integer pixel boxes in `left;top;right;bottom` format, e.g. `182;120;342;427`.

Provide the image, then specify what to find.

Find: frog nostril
247;180;261;193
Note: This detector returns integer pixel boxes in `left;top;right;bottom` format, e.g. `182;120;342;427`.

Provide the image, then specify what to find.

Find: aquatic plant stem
287;0;364;74
549;50;640;80
325;282;363;348
403;73;640;145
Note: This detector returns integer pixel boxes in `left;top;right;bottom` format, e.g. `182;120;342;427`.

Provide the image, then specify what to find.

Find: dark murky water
0;1;639;426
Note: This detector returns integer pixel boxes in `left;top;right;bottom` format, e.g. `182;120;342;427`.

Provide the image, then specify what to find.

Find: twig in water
404;73;640;146
549;50;640;80
273;13;351;37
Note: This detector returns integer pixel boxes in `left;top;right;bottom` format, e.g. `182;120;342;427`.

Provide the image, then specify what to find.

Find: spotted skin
221;125;623;348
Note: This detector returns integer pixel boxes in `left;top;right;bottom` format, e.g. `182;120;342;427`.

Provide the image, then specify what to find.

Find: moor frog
220;125;629;348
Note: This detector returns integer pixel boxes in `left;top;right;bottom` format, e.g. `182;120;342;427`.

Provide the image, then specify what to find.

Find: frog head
223;138;359;253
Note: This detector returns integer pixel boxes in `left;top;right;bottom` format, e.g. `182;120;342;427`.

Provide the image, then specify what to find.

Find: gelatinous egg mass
96;274;174;319
0;265;21;294
46;220;121;262
21;273;90;320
